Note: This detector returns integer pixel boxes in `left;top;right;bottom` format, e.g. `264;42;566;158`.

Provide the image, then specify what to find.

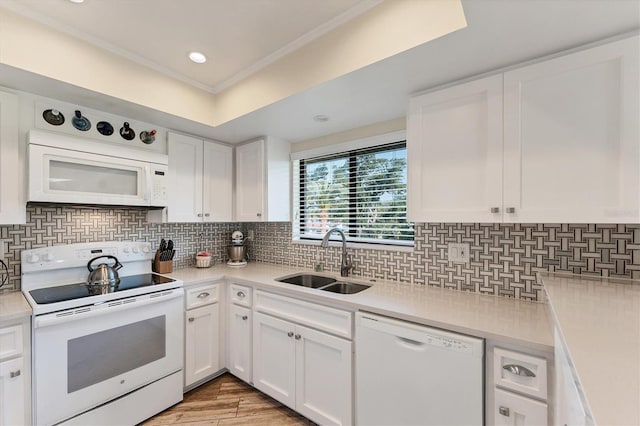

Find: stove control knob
43;253;54;262
142;246;150;253
28;254;40;263
123;247;130;253
132;247;139;253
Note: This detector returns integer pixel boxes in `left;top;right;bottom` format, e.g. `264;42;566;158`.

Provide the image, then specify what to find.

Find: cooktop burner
30;273;175;305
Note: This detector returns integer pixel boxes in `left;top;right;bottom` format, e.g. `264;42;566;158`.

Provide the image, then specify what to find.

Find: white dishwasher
355;312;484;426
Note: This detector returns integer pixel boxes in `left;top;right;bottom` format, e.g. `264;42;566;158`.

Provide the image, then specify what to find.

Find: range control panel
21;241;153;272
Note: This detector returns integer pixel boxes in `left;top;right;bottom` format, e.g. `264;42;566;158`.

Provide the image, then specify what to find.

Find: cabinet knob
256;213;262;217
242;315;248;320
10;370;20;378
491;207;500;213
295;334;301;340
506;207;516;214
197;292;210;299
204;213;210;217
237;291;246;298
188;317;194;322
287;331;294;338
197;213;203;217
498;406;510;417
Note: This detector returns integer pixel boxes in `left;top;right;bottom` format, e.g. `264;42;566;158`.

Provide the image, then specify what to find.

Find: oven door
32;290;183;426
28;143;157;206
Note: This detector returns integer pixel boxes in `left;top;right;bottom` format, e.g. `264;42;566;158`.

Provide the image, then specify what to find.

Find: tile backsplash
247;222;640;301
0;205;241;293
1;206;638;302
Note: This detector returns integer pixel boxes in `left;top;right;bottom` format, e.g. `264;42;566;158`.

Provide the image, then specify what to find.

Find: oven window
49;160;139;195
67;316;166;393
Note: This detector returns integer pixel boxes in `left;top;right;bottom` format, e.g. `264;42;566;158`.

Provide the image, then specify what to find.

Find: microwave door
29;145;150;206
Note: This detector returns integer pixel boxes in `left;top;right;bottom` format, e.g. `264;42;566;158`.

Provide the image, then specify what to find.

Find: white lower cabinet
253;299;353;426
0;320;29;426
495;388;548;426
228;304;252;383
253;312;297;407
0;357;25;426
490;345;550;426
184;284;221;388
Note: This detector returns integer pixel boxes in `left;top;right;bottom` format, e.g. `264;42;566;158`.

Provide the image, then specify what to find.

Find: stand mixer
227;230;248;267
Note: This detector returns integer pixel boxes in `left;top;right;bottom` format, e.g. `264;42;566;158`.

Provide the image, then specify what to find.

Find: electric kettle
87;255;123;287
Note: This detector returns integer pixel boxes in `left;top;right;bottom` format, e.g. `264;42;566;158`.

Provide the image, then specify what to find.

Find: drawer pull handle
506;207;516;214
204;213;210;217
197;292;210;299
242;315;248;320
188;317;194;322
295;334;301;340
287;331;294;338
10;370;21;378
491;207;500;213
503;364;536;377
499;406;510;417
237;291;246;298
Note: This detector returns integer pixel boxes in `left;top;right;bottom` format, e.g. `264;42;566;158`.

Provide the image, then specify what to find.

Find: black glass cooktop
30;273;176;305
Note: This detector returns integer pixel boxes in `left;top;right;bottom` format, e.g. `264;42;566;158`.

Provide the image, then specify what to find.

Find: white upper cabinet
503;36;639;223
407;35;639;223
0;91;25;225
407;75;504;223
165;132;232;223
235;137;290;222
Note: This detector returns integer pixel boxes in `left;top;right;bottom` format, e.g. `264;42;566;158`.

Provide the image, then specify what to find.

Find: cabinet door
203;141;233;222
167;132;203;222
504;36;639;223
228;304;252;383
0;357;25;426
407;75;504;222
253;312;295;408
0;91;25;225
184;303;220;387
235;140;265;222
295;324;352;426
495;388;547;426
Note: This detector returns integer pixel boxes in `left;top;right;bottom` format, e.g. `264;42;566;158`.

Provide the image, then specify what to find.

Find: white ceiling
0;0;370;93
0;0;638;144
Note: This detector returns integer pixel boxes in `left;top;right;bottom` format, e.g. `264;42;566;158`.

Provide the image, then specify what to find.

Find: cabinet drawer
185;283;219;309
0;325;23;360
494;388;547;426
230;284;252;307
255;290;352;339
494;347;547;400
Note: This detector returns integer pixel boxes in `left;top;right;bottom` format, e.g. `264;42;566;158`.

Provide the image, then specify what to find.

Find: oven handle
34;289;183;329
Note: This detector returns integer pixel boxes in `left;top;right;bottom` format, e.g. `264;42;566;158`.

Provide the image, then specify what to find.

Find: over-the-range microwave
28;130;168;207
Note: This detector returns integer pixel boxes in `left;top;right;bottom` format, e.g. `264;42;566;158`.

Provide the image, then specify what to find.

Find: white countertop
168;262;554;351
543;273;640;426
0;291;31;323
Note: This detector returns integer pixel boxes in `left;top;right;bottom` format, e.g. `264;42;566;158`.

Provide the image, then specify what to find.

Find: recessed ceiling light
313;114;330;122
188;52;207;64
69;0;85;3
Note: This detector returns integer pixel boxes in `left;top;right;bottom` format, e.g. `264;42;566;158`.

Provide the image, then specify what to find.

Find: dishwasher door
355;312;484;426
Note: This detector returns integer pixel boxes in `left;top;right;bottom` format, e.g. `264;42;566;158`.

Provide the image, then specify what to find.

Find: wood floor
142;373;315;425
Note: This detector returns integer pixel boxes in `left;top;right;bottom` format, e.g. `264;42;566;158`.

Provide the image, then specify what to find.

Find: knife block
153;259;173;274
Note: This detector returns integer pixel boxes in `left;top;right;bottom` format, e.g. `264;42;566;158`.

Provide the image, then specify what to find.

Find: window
294;140;414;246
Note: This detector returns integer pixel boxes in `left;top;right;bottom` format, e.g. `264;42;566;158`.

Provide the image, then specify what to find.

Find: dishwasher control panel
359;313;483;356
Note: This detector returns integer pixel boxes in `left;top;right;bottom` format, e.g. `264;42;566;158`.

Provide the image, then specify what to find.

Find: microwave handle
143;166;151;201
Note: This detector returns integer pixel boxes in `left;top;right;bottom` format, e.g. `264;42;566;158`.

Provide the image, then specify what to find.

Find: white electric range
21;241;184;426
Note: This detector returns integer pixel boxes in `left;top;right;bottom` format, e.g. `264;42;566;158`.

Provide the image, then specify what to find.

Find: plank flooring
142;373;315;425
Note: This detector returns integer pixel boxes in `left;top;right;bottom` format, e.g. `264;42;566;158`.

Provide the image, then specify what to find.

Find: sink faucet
321;228;353;277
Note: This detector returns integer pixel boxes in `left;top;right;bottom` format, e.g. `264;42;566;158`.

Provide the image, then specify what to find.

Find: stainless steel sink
276;274;337;288
320;282;371;294
276;274;370;294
